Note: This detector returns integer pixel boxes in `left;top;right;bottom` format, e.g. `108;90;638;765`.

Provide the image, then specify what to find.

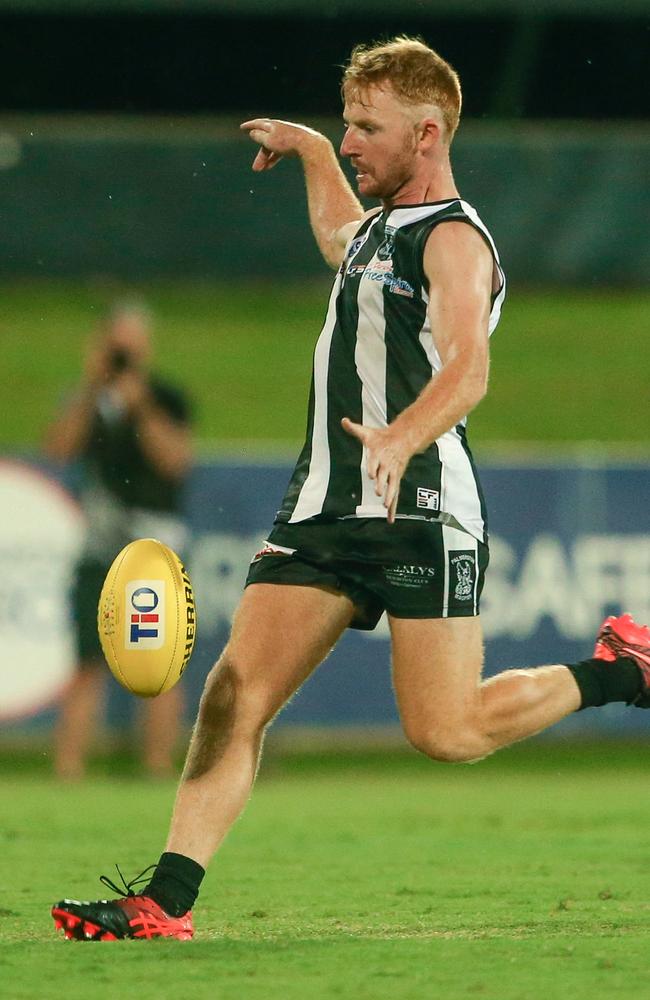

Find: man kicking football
52;36;650;941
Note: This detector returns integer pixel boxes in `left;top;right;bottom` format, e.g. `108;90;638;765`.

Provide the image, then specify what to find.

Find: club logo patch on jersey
449;553;476;602
347;235;367;259
124;581;165;649
376;227;396;261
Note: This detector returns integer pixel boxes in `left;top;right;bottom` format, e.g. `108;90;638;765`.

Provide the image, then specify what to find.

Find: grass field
1;280;649;449
2;743;650;999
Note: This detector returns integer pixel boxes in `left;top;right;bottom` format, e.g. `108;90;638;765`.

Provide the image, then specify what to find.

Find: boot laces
99;863;158;899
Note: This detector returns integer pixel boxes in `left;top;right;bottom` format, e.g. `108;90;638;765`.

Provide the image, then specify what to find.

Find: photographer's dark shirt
83;375;191;513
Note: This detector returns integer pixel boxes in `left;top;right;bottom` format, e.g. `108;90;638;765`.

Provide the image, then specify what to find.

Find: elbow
323;245;344;271
476;371;489;405
464;366;488;413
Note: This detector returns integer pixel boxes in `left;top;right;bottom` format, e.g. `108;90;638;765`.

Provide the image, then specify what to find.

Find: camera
109;348;133;373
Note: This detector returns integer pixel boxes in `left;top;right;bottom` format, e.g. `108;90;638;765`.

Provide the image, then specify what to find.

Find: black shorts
71;558;108;665
245;518;489;630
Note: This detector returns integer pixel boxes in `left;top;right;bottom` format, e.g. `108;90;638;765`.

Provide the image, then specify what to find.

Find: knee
199;655;274;734
404;724;482;764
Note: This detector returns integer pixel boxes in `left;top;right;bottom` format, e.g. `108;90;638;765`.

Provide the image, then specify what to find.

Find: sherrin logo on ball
98;538;196;698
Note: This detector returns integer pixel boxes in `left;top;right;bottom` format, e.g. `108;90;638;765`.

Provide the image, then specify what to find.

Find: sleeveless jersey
276;198;506;543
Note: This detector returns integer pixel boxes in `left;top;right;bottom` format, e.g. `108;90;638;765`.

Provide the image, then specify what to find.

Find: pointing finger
386;483;400;524
384;473;397;512
240;118;273;134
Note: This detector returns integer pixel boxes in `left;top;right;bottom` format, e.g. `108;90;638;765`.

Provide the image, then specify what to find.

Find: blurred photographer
45;301;193;780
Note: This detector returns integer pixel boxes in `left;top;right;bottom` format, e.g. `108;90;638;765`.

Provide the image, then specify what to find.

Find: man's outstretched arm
240;118;364;268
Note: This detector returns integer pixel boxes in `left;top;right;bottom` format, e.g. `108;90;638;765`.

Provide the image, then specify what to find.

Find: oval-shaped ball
98;538;196;698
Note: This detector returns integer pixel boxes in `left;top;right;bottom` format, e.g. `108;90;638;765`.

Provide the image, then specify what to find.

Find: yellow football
98;538;196;697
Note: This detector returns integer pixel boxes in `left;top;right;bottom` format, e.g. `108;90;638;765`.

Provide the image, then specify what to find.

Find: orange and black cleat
594;613;650;707
51;866;193;941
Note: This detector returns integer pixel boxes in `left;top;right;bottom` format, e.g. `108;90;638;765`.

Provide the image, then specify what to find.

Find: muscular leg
390;615;581;763
165;582;355;868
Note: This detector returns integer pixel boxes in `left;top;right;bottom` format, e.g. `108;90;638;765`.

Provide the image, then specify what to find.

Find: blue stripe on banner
3;457;650;736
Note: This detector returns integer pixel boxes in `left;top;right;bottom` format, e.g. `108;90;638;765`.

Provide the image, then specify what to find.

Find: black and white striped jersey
276;198;506;543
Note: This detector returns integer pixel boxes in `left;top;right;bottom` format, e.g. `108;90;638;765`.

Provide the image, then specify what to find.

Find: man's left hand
341;417;411;524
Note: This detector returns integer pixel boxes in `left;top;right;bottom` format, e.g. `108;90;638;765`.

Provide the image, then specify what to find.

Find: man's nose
340;127;356;158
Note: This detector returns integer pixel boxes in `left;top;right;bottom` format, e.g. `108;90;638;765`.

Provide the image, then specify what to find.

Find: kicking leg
165;581;355;867
51;581;356;939
390;616;582;763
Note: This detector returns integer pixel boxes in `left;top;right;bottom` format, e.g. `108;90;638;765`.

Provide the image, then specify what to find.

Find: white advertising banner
0;460;84;720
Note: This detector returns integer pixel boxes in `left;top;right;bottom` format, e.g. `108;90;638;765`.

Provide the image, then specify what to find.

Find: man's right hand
83;336;113;390
240;118;327;172
240;116;363;270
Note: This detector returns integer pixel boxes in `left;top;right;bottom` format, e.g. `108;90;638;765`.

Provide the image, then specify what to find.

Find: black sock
145;852;205;917
566;657;642;710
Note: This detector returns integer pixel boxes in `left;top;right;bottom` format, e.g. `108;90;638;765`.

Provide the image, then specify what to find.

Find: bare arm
114;371;193;482
133;405;192;482
240;118;363;268
44;338;112;462
342;222;494;521
44;386;101;462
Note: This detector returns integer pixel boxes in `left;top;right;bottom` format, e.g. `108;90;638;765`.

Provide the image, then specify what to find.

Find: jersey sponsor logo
449;553;476;602
383;564;436;589
250;540;296;564
345;261;415;299
125;581;165;649
368;259;392;274
365;266;414;298
417;487;440;511
346;263;367;277
344;228;415;298
340;233;372;277
388;280;415;298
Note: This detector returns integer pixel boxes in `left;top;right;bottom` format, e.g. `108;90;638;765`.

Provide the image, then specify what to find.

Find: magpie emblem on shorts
449;552;476;601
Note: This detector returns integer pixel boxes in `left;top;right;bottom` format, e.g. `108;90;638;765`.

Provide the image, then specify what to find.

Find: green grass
1;280;648;450
2;744;650;999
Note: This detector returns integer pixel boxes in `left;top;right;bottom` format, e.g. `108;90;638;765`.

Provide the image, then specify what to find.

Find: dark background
1;10;649;119
0;4;648;284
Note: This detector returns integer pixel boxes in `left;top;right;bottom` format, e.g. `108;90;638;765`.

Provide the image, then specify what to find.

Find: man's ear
418;117;442;150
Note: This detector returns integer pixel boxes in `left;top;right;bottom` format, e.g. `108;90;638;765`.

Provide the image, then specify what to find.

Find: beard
354;131;419;201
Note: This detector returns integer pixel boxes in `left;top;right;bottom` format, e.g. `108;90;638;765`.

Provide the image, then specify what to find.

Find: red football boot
51;866;193;940
594;613;650;706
